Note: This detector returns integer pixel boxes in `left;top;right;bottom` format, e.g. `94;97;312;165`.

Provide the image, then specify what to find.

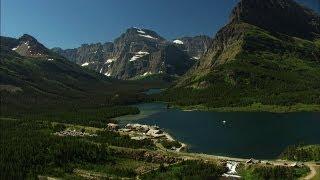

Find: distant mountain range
52;29;211;79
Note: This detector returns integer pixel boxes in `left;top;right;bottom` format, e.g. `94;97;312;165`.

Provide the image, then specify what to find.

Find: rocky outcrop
51;47;78;62
2;34;63;61
11;34;52;58
52;42;114;65
173;35;212;60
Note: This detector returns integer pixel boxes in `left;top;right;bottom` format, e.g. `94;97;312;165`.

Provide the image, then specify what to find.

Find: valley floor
2;117;316;179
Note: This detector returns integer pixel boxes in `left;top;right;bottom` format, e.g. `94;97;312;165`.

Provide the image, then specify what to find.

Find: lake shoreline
144;87;320;113
173;103;320;113
115;102;320;159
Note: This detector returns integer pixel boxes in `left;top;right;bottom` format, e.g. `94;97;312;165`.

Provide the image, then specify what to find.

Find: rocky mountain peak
54;27;195;79
13;34;50;57
115;27;166;43
19;34;38;43
230;0;320;39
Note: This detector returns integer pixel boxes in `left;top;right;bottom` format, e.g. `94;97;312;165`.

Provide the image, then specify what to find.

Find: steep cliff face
173;35;212;60
171;0;320;107
52;42;114;66
182;0;320;81
54;28;194;79
230;0;320;40
51;47;78;62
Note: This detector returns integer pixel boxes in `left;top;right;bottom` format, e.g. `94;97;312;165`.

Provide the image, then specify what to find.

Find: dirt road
303;164;319;180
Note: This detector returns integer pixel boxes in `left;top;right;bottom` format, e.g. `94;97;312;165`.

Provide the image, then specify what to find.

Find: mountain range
52;28;211;79
1;34;143;113
1;0;320;111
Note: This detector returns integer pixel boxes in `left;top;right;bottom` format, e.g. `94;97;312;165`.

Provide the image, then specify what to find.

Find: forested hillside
159;0;320;110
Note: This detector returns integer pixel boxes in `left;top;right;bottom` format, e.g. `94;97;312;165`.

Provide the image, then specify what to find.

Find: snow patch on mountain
173;40;184;45
106;58;117;64
81;62;90;66
142;71;153;76
130;51;150;61
139;34;158;40
137;29;146;34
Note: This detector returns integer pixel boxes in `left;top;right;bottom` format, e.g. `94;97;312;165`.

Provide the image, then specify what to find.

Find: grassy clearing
51;122;103;133
140;160;226;180
77;158;159;178
13;106;139;128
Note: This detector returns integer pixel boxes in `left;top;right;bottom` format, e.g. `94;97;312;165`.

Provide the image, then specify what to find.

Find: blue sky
1;0;319;49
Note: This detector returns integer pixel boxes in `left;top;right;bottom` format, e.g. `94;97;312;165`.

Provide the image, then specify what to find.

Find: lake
116;102;320;159
143;88;163;95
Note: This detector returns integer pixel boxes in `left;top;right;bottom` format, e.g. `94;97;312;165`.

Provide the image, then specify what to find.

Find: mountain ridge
164;0;320;108
1;35;117;112
53;27;210;79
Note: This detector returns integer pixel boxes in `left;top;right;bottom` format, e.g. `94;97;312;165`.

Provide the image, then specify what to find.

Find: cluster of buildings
246;159;305;168
107;123;172;141
54;129;97;137
125;124;166;138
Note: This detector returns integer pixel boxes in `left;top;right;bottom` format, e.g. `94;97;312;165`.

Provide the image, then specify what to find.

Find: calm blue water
116;103;320;159
143;88;163;95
